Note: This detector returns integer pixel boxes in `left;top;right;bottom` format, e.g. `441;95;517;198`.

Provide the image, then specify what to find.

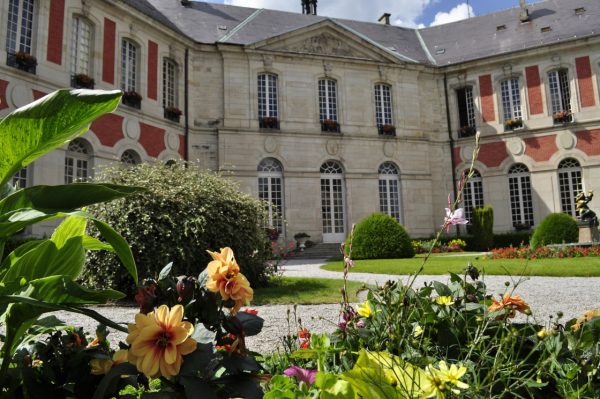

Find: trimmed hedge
530;213;578;249
349;213;414;259
492;231;531;248
470;206;494;251
82;162;271;296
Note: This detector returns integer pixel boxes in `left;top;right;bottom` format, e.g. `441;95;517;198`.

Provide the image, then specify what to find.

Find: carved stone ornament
378;66;389;81
263;55;274;68
275;32;364;58
323;62;333;77
502;64;512;77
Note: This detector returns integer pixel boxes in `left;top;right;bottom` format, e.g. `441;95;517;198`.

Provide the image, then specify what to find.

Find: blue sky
207;0;527;28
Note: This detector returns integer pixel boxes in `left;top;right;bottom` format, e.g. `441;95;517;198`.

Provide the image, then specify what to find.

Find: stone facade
2;0;600;241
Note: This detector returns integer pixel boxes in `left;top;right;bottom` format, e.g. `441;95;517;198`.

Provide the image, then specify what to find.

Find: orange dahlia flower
89;349;130;375
127;304;197;378
206;247;254;313
488;293;530;318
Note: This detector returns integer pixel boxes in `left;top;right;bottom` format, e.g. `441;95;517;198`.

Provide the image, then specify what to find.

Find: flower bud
176;275;196;304
135;279;158;314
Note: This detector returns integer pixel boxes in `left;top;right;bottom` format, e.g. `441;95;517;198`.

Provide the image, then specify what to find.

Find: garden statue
575;191;598;227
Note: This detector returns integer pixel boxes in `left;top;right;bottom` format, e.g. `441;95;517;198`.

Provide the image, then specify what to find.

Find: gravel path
52;257;600;354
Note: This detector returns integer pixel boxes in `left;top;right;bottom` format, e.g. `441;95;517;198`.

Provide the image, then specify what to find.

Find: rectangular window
71;16;92;76
548;69;572;120
319;79;338;122
6;0;34;55
163;59;177;108
257;73;278;118
121;39;137;92
374;84;393;127
456;87;475;137
509;175;534;227
12;167;28;188
501;78;522;121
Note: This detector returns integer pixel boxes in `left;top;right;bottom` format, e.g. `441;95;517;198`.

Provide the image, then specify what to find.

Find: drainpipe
444;73;459;235
184;47;190;164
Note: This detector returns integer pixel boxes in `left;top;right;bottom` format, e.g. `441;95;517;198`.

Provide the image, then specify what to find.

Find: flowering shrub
490;245;600;259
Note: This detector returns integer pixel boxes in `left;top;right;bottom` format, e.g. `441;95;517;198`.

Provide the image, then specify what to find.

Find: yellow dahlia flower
206;247;254;313
89;349;130;375
434;296;454;306
127;304;197;378
357;300;374;318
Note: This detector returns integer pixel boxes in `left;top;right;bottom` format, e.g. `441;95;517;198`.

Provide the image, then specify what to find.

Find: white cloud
223;0;433;28
430;3;474;26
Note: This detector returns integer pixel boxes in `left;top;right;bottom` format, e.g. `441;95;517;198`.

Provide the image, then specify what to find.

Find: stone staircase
294;243;343;260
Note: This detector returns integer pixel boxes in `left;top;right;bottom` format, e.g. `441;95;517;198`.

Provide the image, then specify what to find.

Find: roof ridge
414;29;436;65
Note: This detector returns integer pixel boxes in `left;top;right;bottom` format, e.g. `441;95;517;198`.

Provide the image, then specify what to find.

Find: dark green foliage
470;206;494;251
82;162;271;296
530;212;578;249
493;231;531;249
350;213;414;259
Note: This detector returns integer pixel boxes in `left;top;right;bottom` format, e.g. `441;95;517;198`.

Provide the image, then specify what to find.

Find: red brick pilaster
525;65;544;115
147;41;158;100
479;74;495;122
102;18;116;84
47;0;65;65
576;56;595;108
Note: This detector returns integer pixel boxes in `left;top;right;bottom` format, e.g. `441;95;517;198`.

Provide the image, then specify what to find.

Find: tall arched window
508;164;533;228
374;84;394;135
462;169;483;222
258;73;278;129
65;138;92;183
320;161;345;242
558;158;582;216
121;38;140;108
319;79;339;132
258;158;284;233
71;16;93;80
163;58;178;108
121;149;141;166
378;162;401;222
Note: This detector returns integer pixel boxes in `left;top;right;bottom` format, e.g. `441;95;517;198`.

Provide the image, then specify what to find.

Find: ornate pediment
266;31;378;60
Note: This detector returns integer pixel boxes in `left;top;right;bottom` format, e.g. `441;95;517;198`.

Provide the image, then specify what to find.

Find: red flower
298;328;311;339
300;339;310;349
135;280;158;314
243;308;258;315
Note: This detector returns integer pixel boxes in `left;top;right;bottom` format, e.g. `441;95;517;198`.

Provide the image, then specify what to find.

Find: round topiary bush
82;161;271;296
349;213;414;259
530;212;578;249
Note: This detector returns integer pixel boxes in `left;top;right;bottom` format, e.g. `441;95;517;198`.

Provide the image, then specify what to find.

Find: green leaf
1;236;85;283
17;275;124;304
0;89;122;186
92;362;139;399
179;376;218;399
0;209;86;239
158;262;173;281
433;281;452;297
82;235;114;251
234;312;264;337
92;219;137;282
0;183;143;214
51;214;87;248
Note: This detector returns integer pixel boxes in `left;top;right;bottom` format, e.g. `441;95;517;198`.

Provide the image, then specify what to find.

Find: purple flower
444;207;468;232
283;365;317;386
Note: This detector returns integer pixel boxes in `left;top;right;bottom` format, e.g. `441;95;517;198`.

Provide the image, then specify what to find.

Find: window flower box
7;51;37;74
504;118;523;131
458;125;476;138
259;116;279;129
71;73;95;89
164;106;182;123
553;111;573;124
378;124;396;136
321;119;340;133
122;91;142;109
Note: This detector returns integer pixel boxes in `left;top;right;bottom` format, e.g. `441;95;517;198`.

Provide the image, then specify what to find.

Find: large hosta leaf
0;89;121;186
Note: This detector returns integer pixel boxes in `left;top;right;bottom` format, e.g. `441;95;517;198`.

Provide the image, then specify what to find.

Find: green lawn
253;277;367;305
322;254;600;277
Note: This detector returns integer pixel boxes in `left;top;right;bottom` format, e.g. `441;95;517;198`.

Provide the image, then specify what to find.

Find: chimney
302;0;317;15
519;0;530;22
378;13;391;25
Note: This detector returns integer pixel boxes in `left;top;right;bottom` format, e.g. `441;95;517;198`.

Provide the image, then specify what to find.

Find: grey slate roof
419;0;600;65
123;0;600;66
